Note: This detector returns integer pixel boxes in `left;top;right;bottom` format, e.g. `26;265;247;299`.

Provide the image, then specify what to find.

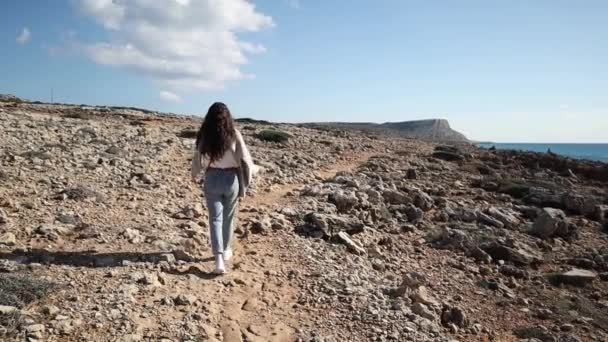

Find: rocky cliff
380;119;468;142
309;118;469;142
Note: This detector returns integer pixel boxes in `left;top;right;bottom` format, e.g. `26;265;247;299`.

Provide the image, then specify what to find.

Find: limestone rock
412;303;435;320
550;268;597;286
0;232;16;246
530;208;571;239
336;231;366;255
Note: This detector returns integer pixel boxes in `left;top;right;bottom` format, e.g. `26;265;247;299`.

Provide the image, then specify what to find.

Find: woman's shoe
223;248;233;262
213;255;226;275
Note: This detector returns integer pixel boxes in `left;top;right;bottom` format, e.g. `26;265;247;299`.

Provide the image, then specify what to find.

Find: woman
191;102;253;274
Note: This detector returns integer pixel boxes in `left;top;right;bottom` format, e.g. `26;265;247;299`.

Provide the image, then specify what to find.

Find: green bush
63;111;95;120
177;128;198;139
497;178;531;198
255;129;292;143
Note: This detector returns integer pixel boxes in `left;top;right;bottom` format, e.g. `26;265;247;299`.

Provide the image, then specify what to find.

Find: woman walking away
191;102;253;275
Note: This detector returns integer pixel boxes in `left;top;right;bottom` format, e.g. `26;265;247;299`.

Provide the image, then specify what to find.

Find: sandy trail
187;151;380;341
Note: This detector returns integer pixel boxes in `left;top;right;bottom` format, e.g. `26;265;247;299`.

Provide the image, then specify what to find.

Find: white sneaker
213;255;226;275
223;248;233;262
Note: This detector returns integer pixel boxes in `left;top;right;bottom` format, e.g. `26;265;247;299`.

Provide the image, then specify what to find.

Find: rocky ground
0;100;607;342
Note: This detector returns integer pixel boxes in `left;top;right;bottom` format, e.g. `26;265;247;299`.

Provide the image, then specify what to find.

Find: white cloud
16;27;31;45
159;90;182;103
74;0;274;91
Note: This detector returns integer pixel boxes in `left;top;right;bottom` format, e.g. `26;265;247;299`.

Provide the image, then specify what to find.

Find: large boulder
529;208;574;239
480;240;543;266
549;268;597;287
562;193;597;216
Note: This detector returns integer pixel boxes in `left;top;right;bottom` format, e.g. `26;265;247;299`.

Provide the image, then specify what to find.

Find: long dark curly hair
195;102;236;163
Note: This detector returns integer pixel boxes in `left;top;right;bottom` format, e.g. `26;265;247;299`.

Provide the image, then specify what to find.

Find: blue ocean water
477;143;608;163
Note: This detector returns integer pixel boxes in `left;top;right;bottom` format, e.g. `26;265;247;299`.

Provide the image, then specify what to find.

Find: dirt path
187;151;380;341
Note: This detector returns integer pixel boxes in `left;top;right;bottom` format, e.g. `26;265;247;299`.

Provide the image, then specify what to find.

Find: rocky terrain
1;98;607;342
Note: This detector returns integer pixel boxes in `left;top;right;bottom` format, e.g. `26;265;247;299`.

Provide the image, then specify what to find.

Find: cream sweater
190;129;254;180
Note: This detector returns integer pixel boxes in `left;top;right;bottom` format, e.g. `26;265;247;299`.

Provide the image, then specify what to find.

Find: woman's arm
235;130;254;183
191;147;202;181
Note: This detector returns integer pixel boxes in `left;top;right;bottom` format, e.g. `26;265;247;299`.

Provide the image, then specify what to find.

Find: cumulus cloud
16;27;31;45
159;90;182;103
74;0;274;92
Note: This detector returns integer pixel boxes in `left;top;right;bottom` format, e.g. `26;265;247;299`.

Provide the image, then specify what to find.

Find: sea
476;143;608;163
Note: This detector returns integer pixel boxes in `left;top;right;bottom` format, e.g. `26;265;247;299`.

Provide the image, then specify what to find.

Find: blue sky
1;0;607;142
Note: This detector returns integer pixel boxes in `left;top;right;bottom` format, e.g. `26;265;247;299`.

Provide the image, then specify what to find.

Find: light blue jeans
203;169;239;256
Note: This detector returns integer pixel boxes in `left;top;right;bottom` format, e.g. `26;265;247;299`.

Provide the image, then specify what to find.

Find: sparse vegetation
255;129;292;143
0;274;55;309
63;111;95;120
0;274;55;333
177;128;198;139
235;118;271;125
497;177;531;198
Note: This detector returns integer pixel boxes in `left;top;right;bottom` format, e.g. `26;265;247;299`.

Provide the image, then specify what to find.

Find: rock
560;324;574;332
159;253;176;263
562;193;597;216
174;204;204;219
121;228;144;244
395;272;426;296
513;325;555;341
36;224;73;237
0;305;18;314
441;306;468;328
25;324;45;334
302;212;364;238
536;308;553;319
406;169;418;180
405;204;424;223
595;205;608;223
0;232;16;246
382;189;410;205
529;208;571;239
328;191;358;213
42;305;60;317
411;286;436;305
105;145;122;155
336;231;366;255
413;191;434;211
412;302;435;320
485;207;520;227
476;211;505;228
132;272;162;287
550;268;597;286
55;186;104;202
250;217;271;234
499;265;528;279
0;209;8;224
470;246;493;264
120;334;143;342
174;294;197;306
481;240;543;266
